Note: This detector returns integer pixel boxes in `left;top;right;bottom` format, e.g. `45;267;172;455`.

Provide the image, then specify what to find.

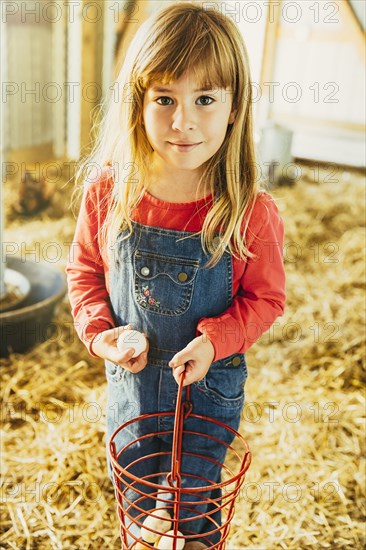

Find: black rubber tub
0;256;67;357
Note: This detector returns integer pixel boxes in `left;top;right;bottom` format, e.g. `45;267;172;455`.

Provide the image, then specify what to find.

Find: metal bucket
257;121;296;186
0;256;66;356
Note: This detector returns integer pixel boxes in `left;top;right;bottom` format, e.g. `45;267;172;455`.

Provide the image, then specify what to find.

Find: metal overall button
195;355;247;408
140;266;150;276
178;271;188;282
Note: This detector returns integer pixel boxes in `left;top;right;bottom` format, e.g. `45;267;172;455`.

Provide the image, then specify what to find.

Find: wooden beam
114;0;137;69
114;0;151;76
80;0;105;155
52;2;67;158
340;0;365;63
269;112;365;135
259;0;282;87
346;0;365;34
257;0;282;128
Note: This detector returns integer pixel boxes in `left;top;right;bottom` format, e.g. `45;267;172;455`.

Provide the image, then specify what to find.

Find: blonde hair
74;1;267;266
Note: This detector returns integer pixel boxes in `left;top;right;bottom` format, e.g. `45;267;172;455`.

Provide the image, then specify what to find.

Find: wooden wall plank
79;0;105;155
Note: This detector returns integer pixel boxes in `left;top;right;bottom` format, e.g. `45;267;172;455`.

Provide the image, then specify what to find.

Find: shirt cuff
196;314;235;362
77;319;115;357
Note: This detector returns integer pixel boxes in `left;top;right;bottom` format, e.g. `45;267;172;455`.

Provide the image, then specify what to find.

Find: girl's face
142;72;236;184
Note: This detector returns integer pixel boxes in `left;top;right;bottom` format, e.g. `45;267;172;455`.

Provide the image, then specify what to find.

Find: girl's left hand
168;336;215;386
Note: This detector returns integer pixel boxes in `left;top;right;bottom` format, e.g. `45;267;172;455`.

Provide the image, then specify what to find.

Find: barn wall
259;0;365;167
5;22;53;149
3;2;67;163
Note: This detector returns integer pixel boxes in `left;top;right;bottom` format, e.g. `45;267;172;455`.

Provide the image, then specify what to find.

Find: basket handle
170;371;187;484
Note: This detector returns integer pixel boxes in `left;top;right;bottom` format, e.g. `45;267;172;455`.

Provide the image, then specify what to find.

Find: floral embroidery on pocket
136;285;161;308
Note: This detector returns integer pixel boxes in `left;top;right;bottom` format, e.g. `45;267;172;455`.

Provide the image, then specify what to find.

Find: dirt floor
1;161;365;549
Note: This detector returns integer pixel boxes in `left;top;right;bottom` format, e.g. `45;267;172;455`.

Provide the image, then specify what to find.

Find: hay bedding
1;164;365;549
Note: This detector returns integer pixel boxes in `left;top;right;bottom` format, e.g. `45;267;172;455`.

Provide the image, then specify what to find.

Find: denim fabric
105;222;247;545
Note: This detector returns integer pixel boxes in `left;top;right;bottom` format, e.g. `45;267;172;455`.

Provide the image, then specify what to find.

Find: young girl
66;2;286;547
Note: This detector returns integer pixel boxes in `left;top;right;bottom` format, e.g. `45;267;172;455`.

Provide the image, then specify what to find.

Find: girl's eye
155;96;173;106
155;95;215;106
197;95;215;106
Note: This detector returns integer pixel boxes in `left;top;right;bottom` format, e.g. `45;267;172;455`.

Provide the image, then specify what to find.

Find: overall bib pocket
134;250;199;316
195;353;248;409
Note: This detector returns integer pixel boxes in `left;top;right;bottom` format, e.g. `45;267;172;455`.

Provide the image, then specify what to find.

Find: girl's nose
171;105;197;132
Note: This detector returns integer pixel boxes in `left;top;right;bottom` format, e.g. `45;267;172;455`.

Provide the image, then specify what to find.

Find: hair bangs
136;12;236;96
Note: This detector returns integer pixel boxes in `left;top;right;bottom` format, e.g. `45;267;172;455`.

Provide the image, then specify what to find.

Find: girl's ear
228;107;237;125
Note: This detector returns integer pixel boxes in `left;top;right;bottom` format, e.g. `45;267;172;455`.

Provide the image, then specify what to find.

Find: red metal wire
170;371;185;483
109;371;252;549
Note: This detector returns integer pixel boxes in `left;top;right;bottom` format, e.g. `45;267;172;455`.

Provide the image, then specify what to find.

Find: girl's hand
91;325;149;374
168;336;215;386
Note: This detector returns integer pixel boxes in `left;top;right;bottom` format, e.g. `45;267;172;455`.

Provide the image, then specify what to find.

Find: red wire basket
108;372;251;549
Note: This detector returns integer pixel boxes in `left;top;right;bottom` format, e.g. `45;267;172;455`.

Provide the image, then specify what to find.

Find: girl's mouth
168;142;201;152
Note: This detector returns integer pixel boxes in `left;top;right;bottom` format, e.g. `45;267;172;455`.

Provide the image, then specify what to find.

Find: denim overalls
105;221;248;545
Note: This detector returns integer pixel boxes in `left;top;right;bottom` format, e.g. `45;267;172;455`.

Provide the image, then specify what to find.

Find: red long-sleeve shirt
66;167;286;361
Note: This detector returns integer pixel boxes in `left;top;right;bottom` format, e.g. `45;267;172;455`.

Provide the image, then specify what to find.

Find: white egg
141;509;172;543
117;330;147;357
155;530;185;550
135;541;151;549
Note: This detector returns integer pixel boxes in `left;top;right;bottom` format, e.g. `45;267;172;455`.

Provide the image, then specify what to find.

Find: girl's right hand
90;325;149;374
